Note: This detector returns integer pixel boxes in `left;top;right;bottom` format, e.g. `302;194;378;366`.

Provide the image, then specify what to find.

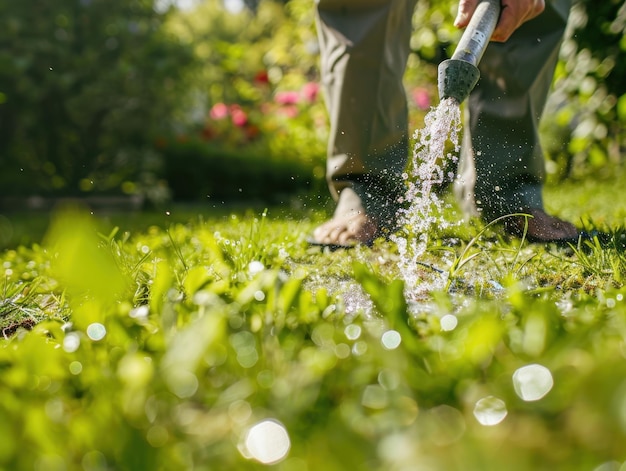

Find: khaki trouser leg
455;0;572;221
315;0;417;226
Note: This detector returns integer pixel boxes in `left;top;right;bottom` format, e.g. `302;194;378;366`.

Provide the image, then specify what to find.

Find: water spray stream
392;99;461;296
393;0;501;298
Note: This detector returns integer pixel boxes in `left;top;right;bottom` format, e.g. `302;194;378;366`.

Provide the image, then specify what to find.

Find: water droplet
381;330;402;350
378;369;400;390
167;370;199;398
362;384;388;409
344;324;361;340
254;290;265;301
248;260;264;276
473;396;507;426
489;280;505;292
334;343;351;359
352;341;368;356
69;361;83;375
512;364;554;401
86;323;106;341
243;419;291;464
129;305;149;319
440;314;458;331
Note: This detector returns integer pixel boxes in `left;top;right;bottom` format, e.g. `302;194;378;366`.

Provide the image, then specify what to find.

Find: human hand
454;0;545;42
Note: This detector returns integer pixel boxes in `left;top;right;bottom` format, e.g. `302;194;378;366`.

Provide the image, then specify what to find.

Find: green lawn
1;171;626;470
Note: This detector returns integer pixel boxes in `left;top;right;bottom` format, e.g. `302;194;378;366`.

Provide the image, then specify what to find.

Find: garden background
2;0;625;210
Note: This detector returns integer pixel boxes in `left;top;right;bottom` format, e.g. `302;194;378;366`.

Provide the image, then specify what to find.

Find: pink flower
231;108;248;127
209;103;229;120
278;104;299;119
412;87;431;110
275;91;300;105
300;82;319;103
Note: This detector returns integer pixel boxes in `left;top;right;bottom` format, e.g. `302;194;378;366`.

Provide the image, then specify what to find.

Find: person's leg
312;0;417;246
455;0;578;241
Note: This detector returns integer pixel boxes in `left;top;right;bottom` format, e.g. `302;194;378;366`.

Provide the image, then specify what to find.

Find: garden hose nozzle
438;0;501;104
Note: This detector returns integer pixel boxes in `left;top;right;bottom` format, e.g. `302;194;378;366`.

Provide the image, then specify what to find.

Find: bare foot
311;211;379;247
505;208;579;242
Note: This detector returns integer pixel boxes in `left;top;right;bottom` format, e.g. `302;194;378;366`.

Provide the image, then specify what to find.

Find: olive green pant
315;0;571;224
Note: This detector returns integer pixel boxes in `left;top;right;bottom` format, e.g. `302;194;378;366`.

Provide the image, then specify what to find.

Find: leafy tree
538;2;626;178
0;0;195;197
573;0;626;100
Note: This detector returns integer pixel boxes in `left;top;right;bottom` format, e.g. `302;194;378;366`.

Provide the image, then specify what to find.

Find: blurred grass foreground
2;200;626;470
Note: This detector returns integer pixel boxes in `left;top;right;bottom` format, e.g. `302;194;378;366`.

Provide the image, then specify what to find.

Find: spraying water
391;98;461;296
392;0;500;298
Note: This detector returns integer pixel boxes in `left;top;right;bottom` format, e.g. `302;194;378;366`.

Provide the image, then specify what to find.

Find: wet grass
1;170;626;470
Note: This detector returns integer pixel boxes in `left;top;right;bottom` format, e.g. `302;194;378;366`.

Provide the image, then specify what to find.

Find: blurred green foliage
0;0;195;197
543;1;626;180
0;0;624;201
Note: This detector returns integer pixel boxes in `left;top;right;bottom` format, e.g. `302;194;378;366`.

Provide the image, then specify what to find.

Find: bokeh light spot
63;332;81;352
344;324;361;340
473;396;507;426
440;314;458;331
381;330;402;350
243;419;291;465
69;361;83;375
248;261;264;276
86;323;106;341
512;364;554;401
167;370;199;398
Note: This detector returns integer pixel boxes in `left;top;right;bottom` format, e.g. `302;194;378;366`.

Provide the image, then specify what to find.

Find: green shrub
543;1;626;180
158;136;324;202
0;0;195;197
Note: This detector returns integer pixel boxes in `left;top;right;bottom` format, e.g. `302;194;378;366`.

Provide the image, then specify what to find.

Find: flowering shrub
204;80;322;145
153;0;328;201
155;76;328;201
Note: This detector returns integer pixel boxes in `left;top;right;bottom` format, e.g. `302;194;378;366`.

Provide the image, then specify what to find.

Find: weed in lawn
440;213;534;292
569;227;626;283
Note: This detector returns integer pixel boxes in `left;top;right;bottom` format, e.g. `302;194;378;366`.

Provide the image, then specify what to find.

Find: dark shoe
503;208;578;244
503;208;616;247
